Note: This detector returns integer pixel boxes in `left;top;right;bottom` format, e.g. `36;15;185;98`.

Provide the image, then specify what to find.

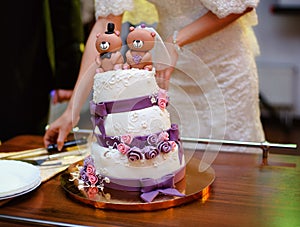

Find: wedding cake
77;68;185;202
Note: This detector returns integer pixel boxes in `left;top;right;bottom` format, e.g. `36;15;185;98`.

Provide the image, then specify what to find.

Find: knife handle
47;137;87;152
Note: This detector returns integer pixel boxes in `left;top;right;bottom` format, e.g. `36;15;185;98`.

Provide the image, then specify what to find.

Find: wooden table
0;135;299;227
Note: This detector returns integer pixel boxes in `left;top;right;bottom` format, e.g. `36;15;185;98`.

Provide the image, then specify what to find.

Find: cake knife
4;148;88;166
1;138;88;160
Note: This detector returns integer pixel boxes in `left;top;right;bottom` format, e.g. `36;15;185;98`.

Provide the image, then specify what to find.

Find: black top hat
105;23;115;34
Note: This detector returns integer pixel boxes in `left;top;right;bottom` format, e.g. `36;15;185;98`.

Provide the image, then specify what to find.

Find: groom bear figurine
95;23;124;73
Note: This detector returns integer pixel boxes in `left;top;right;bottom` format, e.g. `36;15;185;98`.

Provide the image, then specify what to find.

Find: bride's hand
44;109;79;151
155;41;179;90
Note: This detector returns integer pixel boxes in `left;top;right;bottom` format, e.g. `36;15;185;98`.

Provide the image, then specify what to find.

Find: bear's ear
115;30;120;36
129;26;135;32
151;32;156;37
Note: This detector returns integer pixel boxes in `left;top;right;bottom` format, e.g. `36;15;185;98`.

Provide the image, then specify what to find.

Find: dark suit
0;0;84;141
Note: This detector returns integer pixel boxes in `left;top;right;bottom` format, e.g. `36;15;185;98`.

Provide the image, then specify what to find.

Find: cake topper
95;23;124;73
124;24;156;71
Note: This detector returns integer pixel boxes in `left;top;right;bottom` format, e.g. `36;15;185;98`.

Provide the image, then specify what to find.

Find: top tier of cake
93;68;159;103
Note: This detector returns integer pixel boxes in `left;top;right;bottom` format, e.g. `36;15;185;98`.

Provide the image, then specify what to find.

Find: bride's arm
156;8;253;90
69;14;123;122
66;15;123;128
43;15;122;150
168;8;253;47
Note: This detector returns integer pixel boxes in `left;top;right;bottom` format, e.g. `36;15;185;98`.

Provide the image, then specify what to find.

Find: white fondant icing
93;68;159;103
91;142;185;180
103;106;171;137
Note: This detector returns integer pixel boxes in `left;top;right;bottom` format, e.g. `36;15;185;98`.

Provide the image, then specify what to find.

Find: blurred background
48;0;300;154
253;0;300;155
255;0;300;126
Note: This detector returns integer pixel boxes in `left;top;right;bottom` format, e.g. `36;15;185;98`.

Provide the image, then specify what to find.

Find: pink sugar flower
88;174;99;185
158;97;167;110
121;134;133;145
117;143;130;155
87;186;99;199
158;131;169;142
86;164;96;175
169;141;177;151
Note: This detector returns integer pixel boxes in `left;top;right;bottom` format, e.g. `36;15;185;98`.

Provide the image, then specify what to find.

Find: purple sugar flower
127;147;143;161
144;146;159;159
157;141;172;153
147;134;158;145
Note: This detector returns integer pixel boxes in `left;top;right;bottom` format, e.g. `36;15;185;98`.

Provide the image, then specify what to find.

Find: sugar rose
147;134;158;145
117;143;130;155
127;147;143;161
158;141;172;153
158;97;167;110
86;164;96;175
158;131;169;142
88;174;99;185
121;134;133;145
144;146;159;159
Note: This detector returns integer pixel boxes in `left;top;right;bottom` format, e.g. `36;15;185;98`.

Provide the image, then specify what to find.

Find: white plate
0;160;41;200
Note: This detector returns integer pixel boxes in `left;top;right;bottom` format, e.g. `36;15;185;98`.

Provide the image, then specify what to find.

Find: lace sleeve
201;0;259;18
95;0;134;19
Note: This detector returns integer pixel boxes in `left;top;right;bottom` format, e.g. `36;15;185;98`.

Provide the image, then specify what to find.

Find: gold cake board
60;156;215;211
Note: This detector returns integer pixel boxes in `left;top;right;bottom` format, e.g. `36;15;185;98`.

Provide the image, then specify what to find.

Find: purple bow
139;174;185;202
169;124;179;141
90;101;107;138
133;55;143;64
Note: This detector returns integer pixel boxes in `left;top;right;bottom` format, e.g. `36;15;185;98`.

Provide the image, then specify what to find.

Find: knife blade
1;138;88;161
0;148;48;160
16;159;63;166
47;137;88;152
8;149;88;166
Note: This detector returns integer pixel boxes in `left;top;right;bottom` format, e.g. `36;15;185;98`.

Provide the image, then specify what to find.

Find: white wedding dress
94;0;265;153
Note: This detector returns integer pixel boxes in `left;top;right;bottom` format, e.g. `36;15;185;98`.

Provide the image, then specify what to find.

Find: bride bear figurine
124;24;156;71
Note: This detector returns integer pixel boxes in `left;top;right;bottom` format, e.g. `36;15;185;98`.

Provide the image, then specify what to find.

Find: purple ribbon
139;174;185;202
90;95;156;137
90;95;155;116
